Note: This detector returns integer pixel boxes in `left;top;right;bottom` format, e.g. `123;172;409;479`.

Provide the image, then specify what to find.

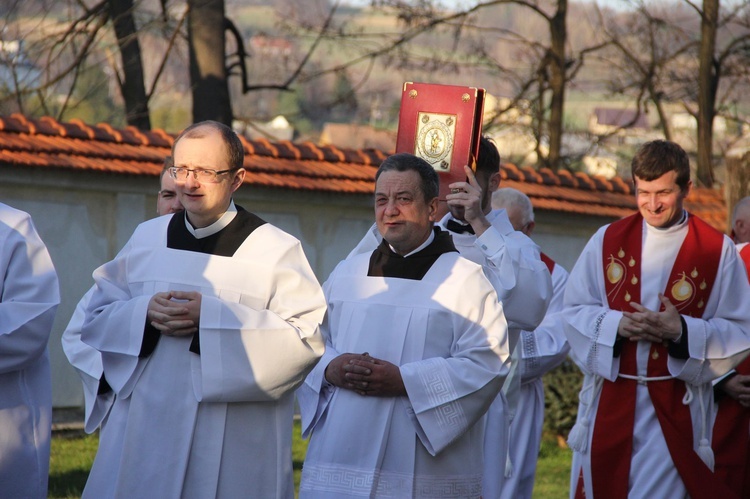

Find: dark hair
475;136;501;176
631;140;690;190
375;153;439;201
160;156;173;179
172;120;245;170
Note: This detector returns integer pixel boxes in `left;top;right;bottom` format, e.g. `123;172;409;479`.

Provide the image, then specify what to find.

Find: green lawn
49;425;571;498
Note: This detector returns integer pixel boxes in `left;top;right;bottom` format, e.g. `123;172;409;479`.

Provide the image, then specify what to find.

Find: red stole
711;244;750;497
740;244;750;279
540;252;556;274
579;213;734;499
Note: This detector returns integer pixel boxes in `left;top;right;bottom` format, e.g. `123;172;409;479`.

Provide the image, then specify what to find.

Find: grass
49;424;570;498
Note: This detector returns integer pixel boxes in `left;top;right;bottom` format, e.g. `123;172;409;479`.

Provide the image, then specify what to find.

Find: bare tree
188;0;231;124
681;0;750;187
108;0;150;129
592;1;695;141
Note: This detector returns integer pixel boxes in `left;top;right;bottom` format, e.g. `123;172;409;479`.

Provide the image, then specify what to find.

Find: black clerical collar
368;227;458;280
167;205;266;256
446;218;475;234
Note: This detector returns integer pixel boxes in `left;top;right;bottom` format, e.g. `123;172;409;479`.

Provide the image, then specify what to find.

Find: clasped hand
618;293;682;343
147;290;201;337
723;374;750;408
325;352;406;397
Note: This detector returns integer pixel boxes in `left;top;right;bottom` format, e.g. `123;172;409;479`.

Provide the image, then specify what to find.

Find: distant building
235;115;294;142
249;33;293;58
320;123;396;152
671;111;727;136
0;40;41;93
589;107;650;136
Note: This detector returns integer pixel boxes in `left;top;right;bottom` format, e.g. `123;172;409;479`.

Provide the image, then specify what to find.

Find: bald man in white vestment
298;153;512;498
78;121;326;499
0;202;60;499
491;187;569;499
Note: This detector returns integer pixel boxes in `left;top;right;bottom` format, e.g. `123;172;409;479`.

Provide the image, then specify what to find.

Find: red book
395;82;486;200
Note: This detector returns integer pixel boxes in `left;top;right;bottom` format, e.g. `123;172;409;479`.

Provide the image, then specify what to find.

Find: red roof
0;113;728;232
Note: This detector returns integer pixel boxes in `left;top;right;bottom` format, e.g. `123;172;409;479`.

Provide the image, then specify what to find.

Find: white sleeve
400;267;511;455
520;265;571;381
475;227;553;332
62;287;115;433
0;209;59;374
667;239;750;384
192;238;327;402
563;229;623;380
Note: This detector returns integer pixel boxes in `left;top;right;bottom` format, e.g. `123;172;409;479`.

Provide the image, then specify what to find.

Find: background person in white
62;158;184;434
491;187;570;499
564;140;750;499
79;121;326;499
0;202;60;499
298;153;511;498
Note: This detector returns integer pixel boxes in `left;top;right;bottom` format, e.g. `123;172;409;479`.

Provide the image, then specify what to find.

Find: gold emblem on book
409;90;418;99
415;112;456;172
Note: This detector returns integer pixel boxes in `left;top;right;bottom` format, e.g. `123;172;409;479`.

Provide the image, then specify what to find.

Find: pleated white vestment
80;210;326;499
298;245;511;498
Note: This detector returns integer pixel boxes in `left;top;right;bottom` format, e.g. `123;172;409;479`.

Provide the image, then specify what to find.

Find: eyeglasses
169;166;239;183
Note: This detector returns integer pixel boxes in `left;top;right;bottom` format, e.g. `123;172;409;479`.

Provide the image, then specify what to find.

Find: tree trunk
108;0;151;130
648;83;672;142
696;0;719;187
547;0;567;170
188;0;232;125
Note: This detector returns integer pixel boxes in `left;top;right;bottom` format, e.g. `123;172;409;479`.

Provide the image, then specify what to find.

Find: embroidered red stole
711;245;750;497
540;252;556;274
580;212;733;499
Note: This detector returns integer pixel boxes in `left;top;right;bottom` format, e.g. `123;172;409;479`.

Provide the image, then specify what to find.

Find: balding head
733;196;750;244
492;187;535;236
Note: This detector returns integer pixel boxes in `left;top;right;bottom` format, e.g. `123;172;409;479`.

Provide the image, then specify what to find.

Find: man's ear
428;196;440;222
488;172;501;193
231;168;246;192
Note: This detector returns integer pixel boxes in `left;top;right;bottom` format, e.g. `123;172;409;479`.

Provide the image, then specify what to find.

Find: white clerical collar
185;201;238;239
389;228;436;257
646;209;688;234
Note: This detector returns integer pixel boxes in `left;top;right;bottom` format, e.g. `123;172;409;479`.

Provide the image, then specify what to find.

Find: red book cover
396;82;486;200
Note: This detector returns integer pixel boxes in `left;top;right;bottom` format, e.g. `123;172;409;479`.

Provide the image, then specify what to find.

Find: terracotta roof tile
0;114;729;231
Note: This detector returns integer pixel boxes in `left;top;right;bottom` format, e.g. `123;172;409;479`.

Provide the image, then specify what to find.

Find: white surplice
80;214;326;499
564;214;750;499
298;250;511;498
0;203;59;499
346;210;552;497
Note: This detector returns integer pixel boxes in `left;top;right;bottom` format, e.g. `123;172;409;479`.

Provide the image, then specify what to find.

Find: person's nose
384;199;399;216
184;171;201;188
